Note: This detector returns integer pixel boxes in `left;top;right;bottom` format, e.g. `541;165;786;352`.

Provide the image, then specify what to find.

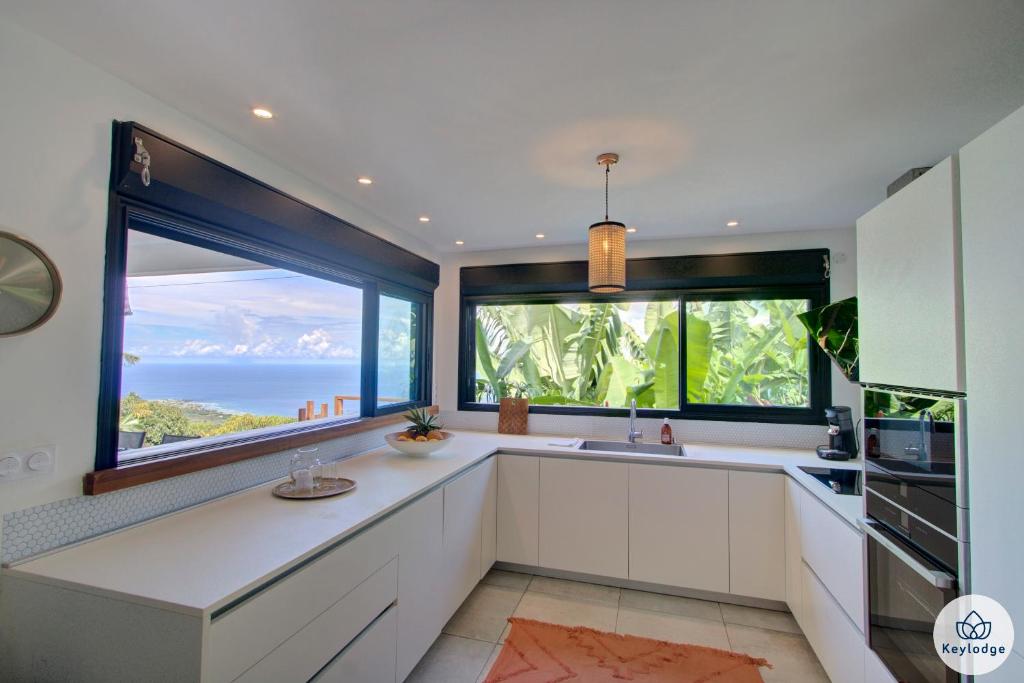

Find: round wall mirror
0;231;62;337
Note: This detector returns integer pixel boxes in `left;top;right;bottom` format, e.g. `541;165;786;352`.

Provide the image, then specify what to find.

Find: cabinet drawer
207;522;396;682
235;559;397;683
798;486;864;628
801;563;865;683
312;605;397;683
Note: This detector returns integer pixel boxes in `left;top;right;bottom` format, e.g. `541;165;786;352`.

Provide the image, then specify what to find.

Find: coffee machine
817;406;858;460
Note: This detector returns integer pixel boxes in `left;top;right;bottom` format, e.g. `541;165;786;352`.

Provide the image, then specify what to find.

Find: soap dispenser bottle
660;418;673;445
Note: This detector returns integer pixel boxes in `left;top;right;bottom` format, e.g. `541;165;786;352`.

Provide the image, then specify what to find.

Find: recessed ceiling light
356;176;373;185
726;220;740;227
418;216;431;223
626;227;637;233
252;107;274;119
455;240;464;245
535;233;545;239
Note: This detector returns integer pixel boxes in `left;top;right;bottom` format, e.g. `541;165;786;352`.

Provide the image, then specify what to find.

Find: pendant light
588;153;627;292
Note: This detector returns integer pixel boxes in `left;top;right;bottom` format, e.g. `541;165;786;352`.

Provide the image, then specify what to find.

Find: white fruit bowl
385;431;454;457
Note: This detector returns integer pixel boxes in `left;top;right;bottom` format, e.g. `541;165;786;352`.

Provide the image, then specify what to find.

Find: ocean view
121;360;411;417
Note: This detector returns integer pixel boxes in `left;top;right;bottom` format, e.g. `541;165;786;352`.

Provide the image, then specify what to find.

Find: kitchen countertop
2;430;863;617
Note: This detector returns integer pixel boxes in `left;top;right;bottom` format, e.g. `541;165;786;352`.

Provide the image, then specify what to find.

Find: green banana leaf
796;296;859;382
645;311;679;409
685;316;712;402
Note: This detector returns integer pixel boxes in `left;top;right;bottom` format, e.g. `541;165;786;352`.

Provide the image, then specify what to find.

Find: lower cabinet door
480;456;498;578
628;464;729;592
729;471;786;601
539;458;628;579
394;489;444;682
784;477;804;620
801;563;865;683
441;460;489;619
863;643;898;683
497;454;539;565
312;605;397;683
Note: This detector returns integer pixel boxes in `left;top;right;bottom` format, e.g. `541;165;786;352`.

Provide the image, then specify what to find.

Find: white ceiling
5;1;1024;252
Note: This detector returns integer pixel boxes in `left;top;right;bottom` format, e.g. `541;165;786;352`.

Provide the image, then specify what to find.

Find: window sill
84;406;435;495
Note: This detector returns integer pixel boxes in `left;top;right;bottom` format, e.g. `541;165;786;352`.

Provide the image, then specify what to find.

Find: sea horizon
121;359;410;417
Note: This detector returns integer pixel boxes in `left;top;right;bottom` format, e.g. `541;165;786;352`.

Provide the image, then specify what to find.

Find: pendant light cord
604;163;610;221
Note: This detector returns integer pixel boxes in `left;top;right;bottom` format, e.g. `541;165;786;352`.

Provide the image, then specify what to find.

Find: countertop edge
3;431;864;613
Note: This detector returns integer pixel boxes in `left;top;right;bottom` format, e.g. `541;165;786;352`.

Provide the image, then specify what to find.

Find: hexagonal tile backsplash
1;425;393;565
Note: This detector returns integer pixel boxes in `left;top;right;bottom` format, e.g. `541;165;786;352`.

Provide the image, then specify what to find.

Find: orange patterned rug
484;618;770;682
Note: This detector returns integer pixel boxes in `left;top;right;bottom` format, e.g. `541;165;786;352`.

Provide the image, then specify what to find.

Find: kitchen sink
578;440;686;457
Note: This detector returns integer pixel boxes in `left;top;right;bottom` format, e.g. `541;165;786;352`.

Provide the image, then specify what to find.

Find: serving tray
272;477;356;500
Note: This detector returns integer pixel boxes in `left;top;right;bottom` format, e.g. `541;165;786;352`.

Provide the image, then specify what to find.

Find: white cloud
297;328;333;357
295;328;357;360
174;339;224;357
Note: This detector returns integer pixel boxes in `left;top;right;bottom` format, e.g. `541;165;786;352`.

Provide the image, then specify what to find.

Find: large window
100;215;434;469
93;122;437;492
459;253;831;424
685;298;810;408
474;300;679;409
117;230;370;462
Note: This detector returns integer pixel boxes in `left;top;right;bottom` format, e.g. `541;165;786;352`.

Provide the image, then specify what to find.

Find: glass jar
289;445;322;492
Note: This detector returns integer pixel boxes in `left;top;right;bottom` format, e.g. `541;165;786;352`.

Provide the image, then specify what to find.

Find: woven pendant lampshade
588;153;627;292
588;220;626;292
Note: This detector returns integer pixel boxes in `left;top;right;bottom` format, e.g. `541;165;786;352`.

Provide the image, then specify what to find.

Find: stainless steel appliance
861;388;968;683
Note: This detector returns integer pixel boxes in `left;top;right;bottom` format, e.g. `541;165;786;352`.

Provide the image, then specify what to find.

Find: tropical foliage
688;299;810;407
119;393;295;446
797;296;859;381
863;390;956;421
474;299;811;409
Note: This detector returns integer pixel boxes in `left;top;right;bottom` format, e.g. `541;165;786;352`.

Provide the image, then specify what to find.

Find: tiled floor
405;570;829;682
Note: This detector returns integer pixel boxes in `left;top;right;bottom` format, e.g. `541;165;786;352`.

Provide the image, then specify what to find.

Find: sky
123;268;365;363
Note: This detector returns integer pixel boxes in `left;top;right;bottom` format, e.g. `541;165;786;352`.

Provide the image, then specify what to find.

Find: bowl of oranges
385;408;454;457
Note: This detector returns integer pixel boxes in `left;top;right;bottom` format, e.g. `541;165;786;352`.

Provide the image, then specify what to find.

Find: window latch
823;254;831;279
133;137;151;187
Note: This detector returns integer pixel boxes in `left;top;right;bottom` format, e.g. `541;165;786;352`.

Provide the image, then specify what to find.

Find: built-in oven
861;388;968;683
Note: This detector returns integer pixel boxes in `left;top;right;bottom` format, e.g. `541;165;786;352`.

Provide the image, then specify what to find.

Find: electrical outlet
0;445;56;481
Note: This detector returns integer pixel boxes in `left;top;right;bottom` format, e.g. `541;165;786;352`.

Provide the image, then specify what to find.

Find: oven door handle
858;518;956;589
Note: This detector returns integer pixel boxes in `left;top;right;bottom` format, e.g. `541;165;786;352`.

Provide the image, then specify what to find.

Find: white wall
434;226;859;445
960;102;1024;668
0;21;435;555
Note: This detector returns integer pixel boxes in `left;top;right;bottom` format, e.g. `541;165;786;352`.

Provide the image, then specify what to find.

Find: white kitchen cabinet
441;460;492;620
856;156;964;392
798;485;864;629
863;644;898;683
394;488;444;682
960;102;1024;659
729;471;786;601
497;454;539;565
784;477;804;621
234;560;397;683
206;516;398;682
628;464;729;593
480;456;498;577
801;563;865;683
539;458;628;579
312;605;397;683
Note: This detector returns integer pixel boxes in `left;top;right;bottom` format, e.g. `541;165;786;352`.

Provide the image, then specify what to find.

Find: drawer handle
858;518;955;589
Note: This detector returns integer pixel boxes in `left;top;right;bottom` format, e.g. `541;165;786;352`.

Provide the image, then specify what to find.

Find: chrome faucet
627;398;643;443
